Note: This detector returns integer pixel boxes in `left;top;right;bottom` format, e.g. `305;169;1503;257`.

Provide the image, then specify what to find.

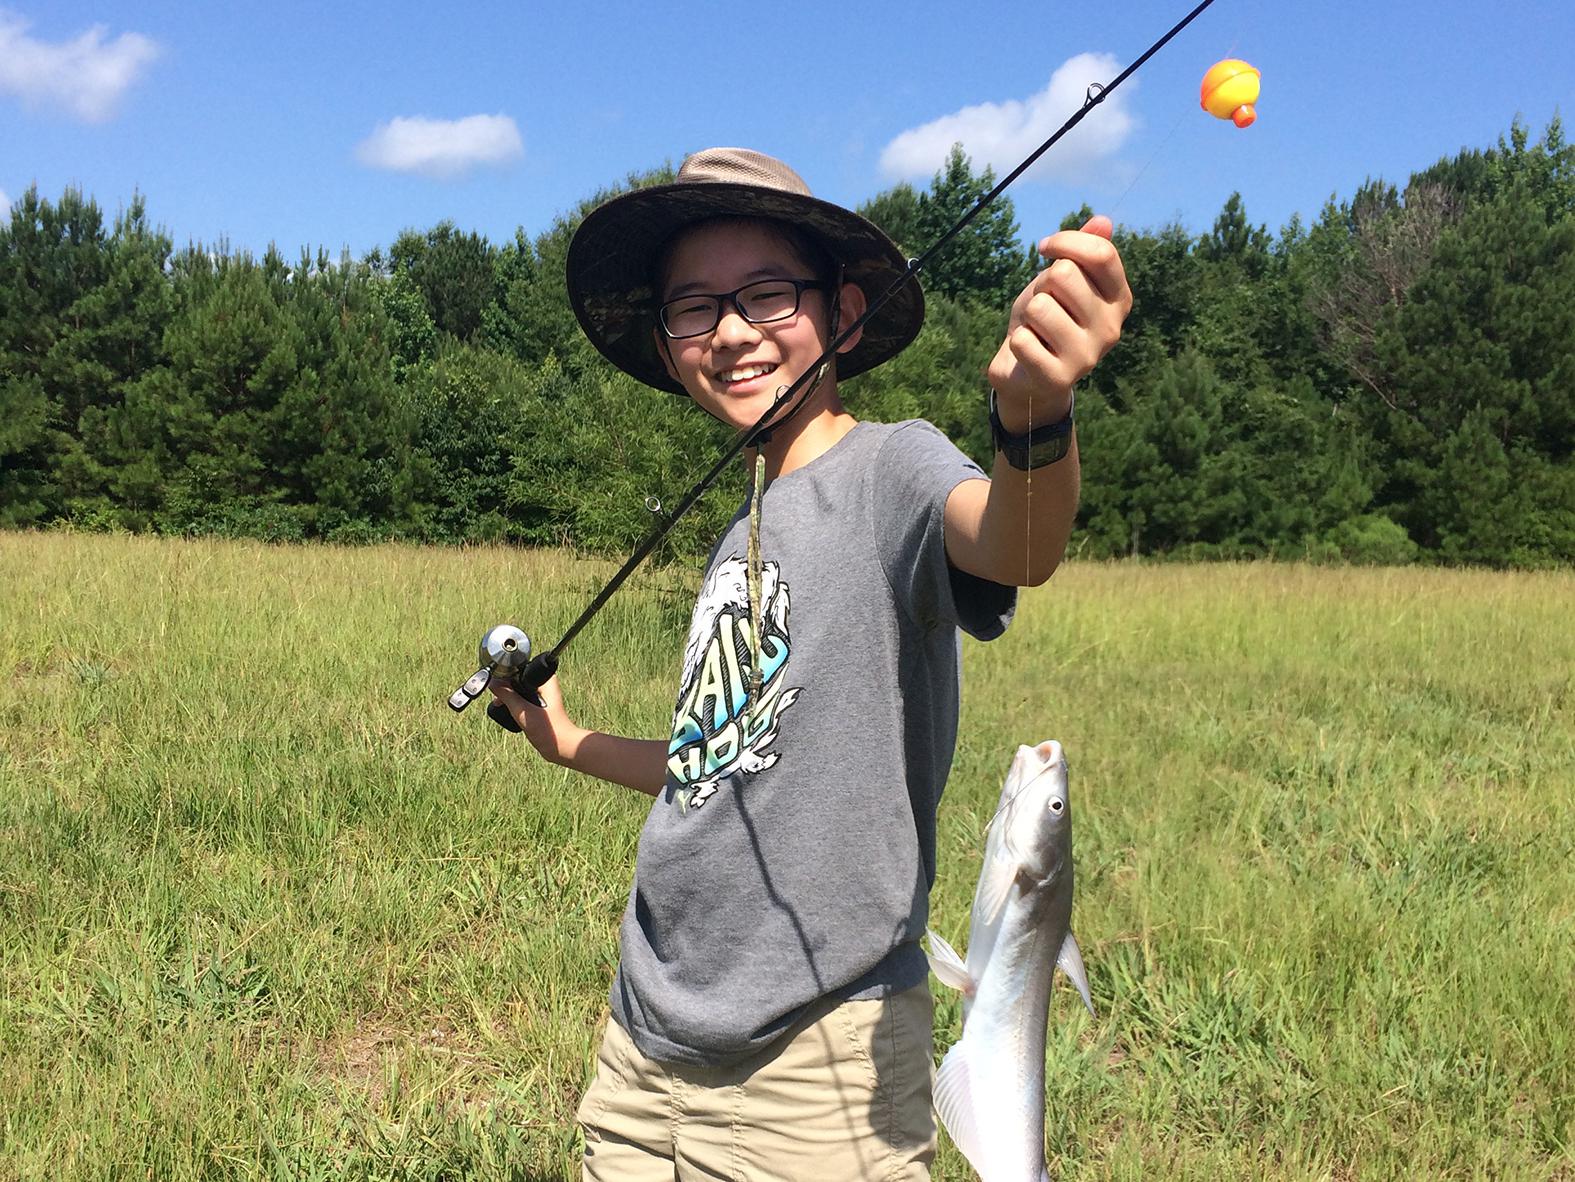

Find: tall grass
1;531;1570;1180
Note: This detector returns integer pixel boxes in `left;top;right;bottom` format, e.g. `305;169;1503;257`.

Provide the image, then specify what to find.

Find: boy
490;147;1130;1180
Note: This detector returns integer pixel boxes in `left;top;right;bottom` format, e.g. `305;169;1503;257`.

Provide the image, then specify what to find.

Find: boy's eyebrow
663;267;796;300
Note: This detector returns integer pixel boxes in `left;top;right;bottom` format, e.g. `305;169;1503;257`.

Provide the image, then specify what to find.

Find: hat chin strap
752;267;843;449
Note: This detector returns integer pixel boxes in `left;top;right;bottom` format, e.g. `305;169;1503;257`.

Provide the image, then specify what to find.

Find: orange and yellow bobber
1201;58;1261;128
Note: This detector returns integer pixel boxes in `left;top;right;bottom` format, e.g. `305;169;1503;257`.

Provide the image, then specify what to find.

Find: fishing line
1108;102;1190;222
463;0;1224;703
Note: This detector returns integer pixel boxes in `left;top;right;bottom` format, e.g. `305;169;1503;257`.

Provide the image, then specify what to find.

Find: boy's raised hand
986;216;1132;432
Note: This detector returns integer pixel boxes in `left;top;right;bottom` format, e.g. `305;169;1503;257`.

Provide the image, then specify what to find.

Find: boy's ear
834;280;867;355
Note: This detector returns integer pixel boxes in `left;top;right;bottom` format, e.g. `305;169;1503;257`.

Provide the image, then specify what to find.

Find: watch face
991;392;1074;470
1026;431;1072;468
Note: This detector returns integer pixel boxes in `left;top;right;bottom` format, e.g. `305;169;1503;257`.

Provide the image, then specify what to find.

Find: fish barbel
927;740;1094;1182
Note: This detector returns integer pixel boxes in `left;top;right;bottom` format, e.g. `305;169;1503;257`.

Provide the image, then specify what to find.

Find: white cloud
354;114;523;180
0;188;10;211
0;10;159;122
879;53;1136;185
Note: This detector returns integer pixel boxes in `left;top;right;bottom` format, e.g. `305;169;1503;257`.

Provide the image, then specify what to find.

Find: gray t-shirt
611;419;1016;1066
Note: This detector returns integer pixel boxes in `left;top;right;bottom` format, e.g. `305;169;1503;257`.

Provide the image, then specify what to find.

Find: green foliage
0;118;1570;566
0;188;173;525
371;269;437;382
102;247;408;540
387;221;496;341
857;181;922;256
0;374;52;525
904;144;1035;308
402;343;553;545
515;367;744;559
841;291;999;462
1298;117;1575;566
1322;512;1421;565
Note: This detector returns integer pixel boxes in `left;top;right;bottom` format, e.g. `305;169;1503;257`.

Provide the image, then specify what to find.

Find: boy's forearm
978;437;1081;586
556;731;669;797
944;436;1080;589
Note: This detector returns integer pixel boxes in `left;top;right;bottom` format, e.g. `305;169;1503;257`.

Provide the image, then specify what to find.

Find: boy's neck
752;399;858;482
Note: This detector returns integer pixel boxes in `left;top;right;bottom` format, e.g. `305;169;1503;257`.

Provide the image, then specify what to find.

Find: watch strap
990;390;1075;470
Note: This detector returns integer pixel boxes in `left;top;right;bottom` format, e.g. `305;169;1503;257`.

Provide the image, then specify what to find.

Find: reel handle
485;652;559;732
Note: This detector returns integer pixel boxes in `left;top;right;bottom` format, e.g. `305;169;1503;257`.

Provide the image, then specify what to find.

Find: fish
926;739;1094;1182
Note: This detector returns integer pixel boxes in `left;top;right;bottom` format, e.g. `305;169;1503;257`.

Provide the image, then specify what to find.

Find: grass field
1;530;1571;1181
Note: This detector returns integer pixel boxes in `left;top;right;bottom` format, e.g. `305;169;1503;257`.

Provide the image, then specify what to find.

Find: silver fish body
927;740;1093;1182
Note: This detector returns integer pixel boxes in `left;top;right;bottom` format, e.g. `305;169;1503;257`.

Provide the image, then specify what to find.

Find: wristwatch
989;389;1075;470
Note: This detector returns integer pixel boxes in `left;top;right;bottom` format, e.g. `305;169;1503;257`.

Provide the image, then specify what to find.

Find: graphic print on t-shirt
667;555;799;811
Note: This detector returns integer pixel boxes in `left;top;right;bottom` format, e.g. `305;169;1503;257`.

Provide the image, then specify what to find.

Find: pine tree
856;182;922;257
1371;181;1575;564
0;188;171;524
910;145;1034;308
390;222;497;342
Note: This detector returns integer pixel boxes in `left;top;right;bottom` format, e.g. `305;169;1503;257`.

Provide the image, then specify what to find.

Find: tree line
2;118;1570;567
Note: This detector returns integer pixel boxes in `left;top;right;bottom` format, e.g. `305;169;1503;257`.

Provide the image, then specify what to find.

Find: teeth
721;363;776;383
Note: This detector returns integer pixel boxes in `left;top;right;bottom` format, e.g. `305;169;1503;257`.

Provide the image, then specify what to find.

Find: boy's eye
741;284;796;314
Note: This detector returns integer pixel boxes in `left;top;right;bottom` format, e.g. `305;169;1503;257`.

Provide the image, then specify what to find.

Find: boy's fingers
492;673;561;714
488;680;531;712
1035;220;1129;307
1033;262;1098;329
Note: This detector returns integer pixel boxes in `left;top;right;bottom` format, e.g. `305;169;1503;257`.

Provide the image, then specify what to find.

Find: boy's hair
654;216;839;299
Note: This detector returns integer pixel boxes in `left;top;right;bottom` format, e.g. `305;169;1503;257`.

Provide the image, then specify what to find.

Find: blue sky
3;0;1571;263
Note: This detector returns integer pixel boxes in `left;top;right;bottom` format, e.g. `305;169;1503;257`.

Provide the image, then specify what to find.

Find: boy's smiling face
655;219;864;432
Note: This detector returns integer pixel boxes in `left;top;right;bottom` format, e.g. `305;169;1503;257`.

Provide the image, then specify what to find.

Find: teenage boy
490;147;1130;1181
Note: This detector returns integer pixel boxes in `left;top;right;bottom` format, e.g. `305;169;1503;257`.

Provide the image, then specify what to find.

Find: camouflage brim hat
566;147;925;396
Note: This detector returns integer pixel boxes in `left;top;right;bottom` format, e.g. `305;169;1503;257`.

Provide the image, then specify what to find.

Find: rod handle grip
486;652;559;732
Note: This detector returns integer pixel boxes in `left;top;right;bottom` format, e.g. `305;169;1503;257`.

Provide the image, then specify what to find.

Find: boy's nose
713;305;762;346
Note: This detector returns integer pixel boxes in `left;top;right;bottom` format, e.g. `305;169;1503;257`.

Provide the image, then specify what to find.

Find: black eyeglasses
658;278;829;340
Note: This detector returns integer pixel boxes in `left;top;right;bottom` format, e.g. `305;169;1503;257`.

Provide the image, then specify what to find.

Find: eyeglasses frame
657;277;832;340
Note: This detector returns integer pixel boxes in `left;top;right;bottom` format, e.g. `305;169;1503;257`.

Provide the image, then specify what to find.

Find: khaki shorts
576;985;936;1181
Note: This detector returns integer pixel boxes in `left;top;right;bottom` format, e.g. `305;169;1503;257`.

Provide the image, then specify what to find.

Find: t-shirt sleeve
871;420;1016;640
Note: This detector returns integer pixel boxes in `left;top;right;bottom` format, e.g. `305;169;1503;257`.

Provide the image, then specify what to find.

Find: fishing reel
447;623;557;732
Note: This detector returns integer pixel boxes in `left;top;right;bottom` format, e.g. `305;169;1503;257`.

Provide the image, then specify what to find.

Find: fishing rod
449;0;1222;729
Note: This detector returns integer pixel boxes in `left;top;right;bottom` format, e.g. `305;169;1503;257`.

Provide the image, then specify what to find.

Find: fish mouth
1036;740;1063;765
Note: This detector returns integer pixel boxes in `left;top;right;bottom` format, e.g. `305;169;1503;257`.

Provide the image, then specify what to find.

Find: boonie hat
566;147;925;396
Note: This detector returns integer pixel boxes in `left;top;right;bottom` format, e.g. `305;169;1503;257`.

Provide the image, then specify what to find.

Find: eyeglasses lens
661;280;803;338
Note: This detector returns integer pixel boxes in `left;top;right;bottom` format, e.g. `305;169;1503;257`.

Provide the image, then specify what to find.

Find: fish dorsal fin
924;928;974;995
933;1036;989;1177
1058;931;1096;1018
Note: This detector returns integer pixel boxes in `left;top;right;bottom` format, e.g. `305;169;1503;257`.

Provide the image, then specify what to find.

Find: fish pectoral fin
1057;930;1096;1018
976;847;1018;931
924;928;975;995
933;1036;989;1177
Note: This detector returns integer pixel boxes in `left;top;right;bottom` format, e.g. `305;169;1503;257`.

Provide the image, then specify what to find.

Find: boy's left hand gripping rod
447;624;558;733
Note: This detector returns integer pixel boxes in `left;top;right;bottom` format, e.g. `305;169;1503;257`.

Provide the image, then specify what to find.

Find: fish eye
1049;798;1064;813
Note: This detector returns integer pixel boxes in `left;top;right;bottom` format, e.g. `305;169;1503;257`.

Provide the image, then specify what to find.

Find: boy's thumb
1081;214;1114;240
